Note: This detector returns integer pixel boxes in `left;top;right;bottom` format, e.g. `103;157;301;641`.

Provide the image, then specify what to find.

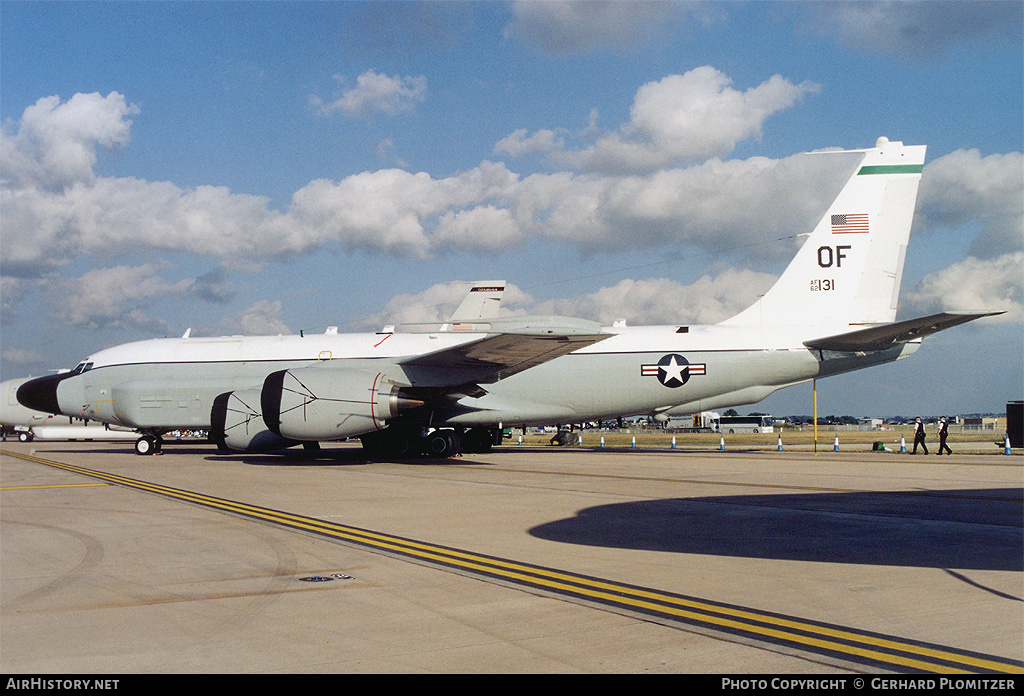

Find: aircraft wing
803;311;1005;353
399;315;610;385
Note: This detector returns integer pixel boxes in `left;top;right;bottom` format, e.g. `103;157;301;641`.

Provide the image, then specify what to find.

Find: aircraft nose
17;374;66;415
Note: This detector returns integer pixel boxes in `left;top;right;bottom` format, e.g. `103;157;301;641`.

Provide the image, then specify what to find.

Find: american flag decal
831;213;869;234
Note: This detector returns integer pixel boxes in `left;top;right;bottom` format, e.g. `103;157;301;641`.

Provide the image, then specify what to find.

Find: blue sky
2;1;1021;418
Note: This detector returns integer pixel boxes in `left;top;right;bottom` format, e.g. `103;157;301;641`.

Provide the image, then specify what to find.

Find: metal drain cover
299;573;354;582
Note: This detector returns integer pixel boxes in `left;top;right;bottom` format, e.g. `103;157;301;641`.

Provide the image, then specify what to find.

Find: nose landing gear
134;433;163;456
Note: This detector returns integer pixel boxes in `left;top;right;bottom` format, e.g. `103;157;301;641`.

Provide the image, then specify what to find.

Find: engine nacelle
261;367;420;442
211;389;301;452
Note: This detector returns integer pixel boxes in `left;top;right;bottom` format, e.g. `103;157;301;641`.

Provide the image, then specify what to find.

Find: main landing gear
361;426;497;459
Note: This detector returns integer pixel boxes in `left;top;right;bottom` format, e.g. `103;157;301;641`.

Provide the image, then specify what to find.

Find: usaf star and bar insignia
641;354;706;388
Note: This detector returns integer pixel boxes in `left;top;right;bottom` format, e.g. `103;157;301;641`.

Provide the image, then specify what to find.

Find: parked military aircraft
17;138;1001;456
14;281;505;454
2;376;137;442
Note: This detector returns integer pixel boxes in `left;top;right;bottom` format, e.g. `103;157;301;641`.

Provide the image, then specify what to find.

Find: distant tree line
724;410;1007;425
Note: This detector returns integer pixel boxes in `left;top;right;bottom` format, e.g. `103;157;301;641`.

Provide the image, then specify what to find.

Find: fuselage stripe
857;164;924;175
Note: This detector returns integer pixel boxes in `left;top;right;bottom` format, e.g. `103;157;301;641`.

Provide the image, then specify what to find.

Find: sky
1;0;1021;419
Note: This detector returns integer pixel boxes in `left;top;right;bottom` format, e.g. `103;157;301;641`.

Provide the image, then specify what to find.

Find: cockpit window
71;362;94;374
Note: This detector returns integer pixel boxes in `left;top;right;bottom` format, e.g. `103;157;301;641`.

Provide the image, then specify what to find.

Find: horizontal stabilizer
804;311;1005;352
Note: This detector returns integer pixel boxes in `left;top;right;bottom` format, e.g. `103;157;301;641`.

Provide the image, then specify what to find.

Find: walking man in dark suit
912;417;928;454
937;416;952;455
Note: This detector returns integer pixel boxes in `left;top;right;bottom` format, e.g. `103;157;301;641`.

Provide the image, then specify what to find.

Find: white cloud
494;128;563;157
434;205;525;251
916;149;1024;259
502;67;819;173
0;177;287;276
311;69;427;117
0;92;520;271
288;162;520;258
808;1;1023;60
223;300;292;336
512;151;851;261
504;0;712;55
360;270;777;330
529;270;778;326
3;87;1021;341
1;277;30;323
902;252;1023;325
353;281;532;330
50;264;190;331
1;347;46;367
0;92;137;191
0;84;839;284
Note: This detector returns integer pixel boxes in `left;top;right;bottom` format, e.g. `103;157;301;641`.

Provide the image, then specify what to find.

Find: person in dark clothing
912;417;928;454
937;416;952;455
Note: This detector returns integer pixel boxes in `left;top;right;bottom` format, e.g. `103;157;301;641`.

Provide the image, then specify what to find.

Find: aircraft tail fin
722;137;926;328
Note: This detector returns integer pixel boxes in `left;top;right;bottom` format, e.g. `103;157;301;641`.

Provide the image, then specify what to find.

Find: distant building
962;417;998;431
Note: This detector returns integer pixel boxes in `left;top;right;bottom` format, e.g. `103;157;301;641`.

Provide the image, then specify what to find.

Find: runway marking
4;448;1022;675
1;482;108;491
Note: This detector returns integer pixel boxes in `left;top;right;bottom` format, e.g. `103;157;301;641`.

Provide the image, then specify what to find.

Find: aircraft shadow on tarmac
208;449;485;467
529;488;1024;571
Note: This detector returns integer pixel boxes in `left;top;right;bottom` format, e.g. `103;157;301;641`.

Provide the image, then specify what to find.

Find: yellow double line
3;448;1021;674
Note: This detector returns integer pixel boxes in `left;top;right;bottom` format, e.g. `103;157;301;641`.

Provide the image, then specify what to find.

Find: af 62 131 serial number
810;279;835;291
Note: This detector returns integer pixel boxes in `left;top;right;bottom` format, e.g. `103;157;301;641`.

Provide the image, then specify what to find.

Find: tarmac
1;440;1021;674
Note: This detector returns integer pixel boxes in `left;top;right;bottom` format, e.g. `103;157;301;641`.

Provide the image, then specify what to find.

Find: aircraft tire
359;432;385;454
461;427;493;453
423;430;459;458
18;432;33;443
446;430;462;457
135;435;161;456
388;431;417;457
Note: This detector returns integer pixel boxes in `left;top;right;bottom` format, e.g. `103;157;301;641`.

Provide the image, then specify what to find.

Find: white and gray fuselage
48;322;914;432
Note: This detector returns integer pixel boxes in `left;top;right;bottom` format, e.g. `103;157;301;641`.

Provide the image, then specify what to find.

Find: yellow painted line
1;482;108;491
3;447;1021;674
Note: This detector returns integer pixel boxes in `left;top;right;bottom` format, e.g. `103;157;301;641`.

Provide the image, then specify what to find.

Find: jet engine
261;367;423;442
211;389;300;452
